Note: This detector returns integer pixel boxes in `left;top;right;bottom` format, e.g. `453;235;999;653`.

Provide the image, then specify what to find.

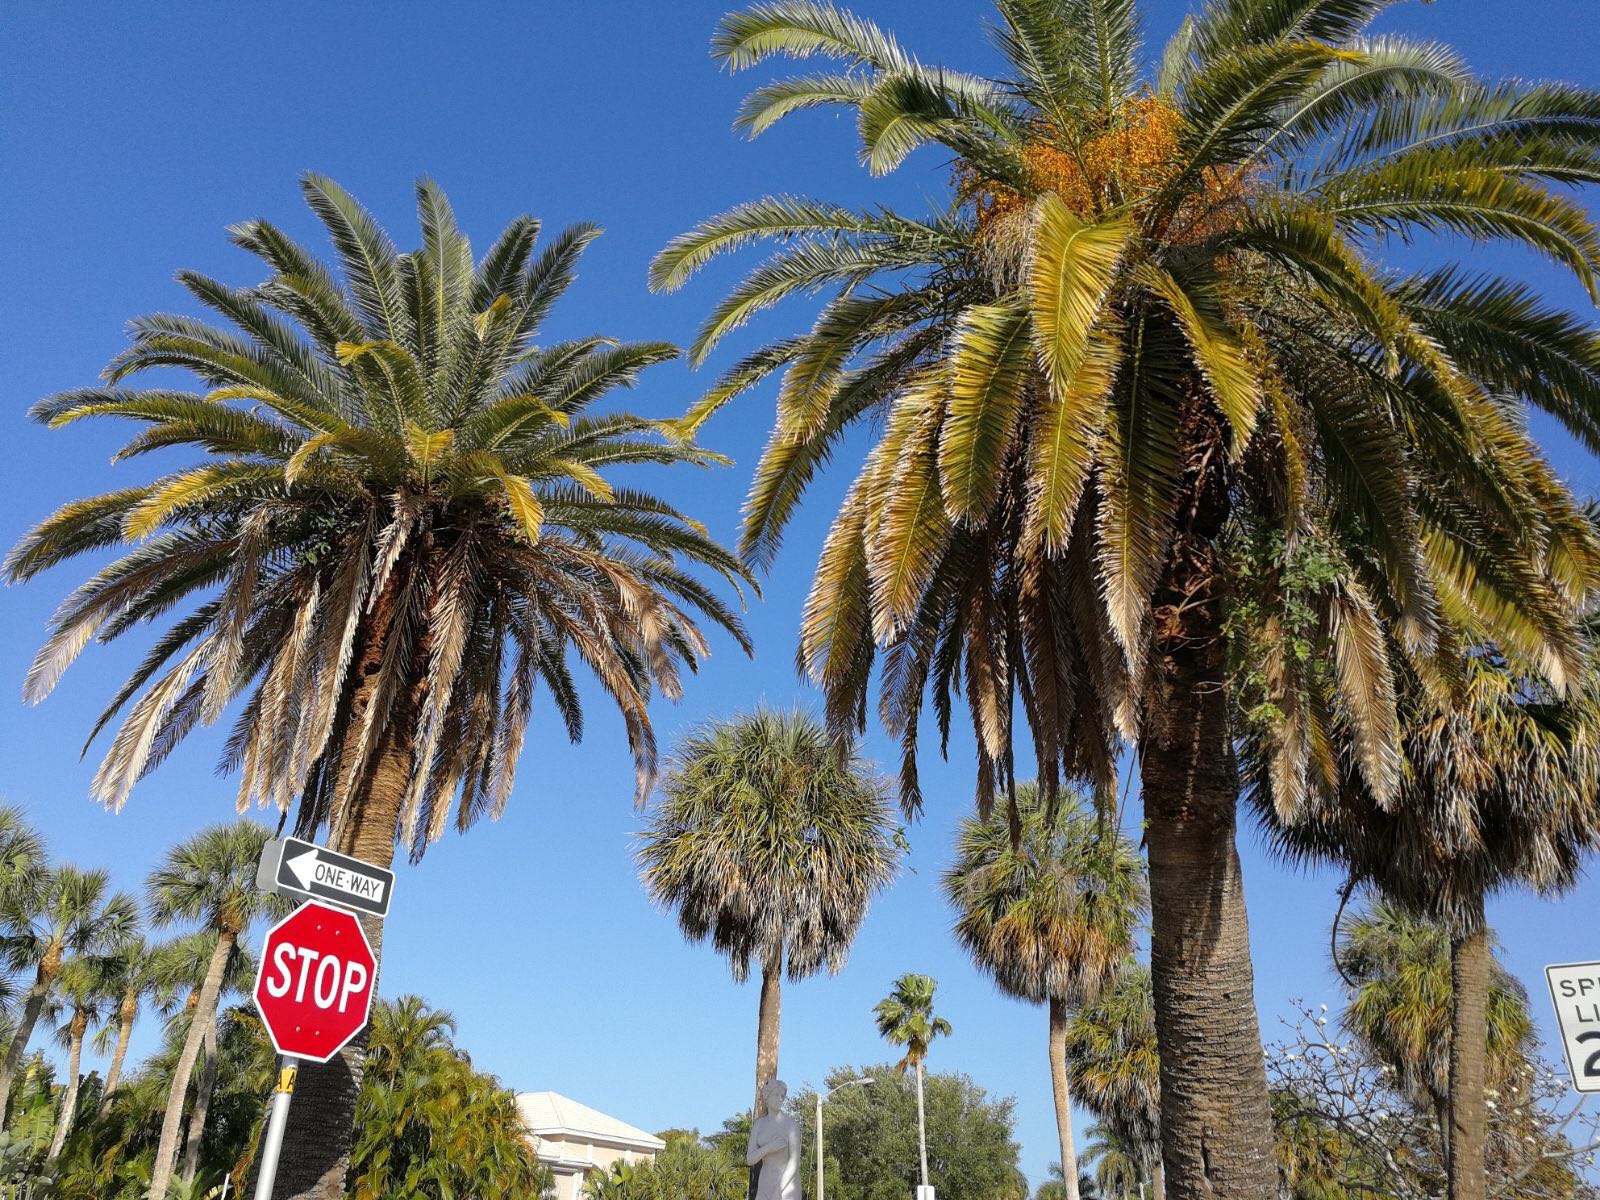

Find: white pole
251;1057;299;1200
914;1060;929;1190
816;1092;825;1200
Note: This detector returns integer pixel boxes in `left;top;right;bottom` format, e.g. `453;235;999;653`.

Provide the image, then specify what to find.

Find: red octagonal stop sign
253;900;377;1062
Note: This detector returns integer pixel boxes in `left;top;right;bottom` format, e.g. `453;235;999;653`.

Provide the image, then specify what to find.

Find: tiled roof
515;1091;666;1151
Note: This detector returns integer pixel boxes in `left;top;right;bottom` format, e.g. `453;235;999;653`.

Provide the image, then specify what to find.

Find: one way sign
256;837;395;920
1546;962;1600;1093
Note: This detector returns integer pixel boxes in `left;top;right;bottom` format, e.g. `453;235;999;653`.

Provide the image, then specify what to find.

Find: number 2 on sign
1579;1030;1600;1078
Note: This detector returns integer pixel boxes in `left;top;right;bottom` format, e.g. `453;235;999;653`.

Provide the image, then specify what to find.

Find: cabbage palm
145;822;283;1200
1064;962;1161;1200
46;955;115;1161
1256;654;1600;1200
0;867;138;1121
638;708;901;1114
874;972;952;1191
6;175;750;1200
654;4;1600;1195
943;784;1146;1200
94;935;163;1108
1082;1122;1150;1200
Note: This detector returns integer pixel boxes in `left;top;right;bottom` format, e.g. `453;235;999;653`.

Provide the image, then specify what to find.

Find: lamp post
815;1076;873;1200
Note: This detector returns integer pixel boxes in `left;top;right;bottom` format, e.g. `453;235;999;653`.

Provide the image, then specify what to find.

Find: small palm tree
1082;1124;1150;1200
639;708;901;1113
45;955;115;1160
1336;902;1532;1140
94;935;163;1108
0;866;138;1119
145;821;284;1200
874;972;952;1191
1064;962;1161;1200
943;784;1146;1200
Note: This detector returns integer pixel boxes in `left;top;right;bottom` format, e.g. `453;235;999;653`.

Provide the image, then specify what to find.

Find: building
516;1090;667;1200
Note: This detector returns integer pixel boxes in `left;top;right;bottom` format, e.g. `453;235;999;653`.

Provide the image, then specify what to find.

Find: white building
516;1091;667;1200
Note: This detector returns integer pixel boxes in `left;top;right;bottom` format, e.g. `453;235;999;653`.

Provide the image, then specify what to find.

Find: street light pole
814;1077;873;1200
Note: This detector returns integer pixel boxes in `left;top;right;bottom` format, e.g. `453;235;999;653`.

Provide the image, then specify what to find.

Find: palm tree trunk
0;961;57;1121
914;1059;930;1190
181;1014;221;1186
1048;998;1081;1200
265;611;414;1200
1447;911;1490;1200
1150;1158;1165;1200
147;930;236;1200
1142;503;1276;1200
749;950;783;1200
46;1018;85;1161
99;996;138;1113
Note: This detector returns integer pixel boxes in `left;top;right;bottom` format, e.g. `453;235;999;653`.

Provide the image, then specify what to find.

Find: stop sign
253;900;377;1062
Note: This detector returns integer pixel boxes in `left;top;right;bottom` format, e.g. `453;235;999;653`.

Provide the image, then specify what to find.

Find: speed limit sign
1546;962;1600;1093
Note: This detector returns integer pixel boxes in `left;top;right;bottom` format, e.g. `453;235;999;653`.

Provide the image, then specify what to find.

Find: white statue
747;1079;802;1200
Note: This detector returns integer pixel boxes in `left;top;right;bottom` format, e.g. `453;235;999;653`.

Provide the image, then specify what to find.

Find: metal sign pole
252;1056;299;1200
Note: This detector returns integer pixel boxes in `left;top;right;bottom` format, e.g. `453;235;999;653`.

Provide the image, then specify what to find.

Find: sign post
249;899;381;1199
1545;961;1600;1093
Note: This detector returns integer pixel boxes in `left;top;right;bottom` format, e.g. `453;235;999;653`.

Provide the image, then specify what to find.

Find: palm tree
652;6;1600;1196
1255;653;1600;1200
46;954;117;1160
638;708;901;1113
1082;1124;1150;1200
874;972;952;1192
1064;962;1162;1200
0;867;138;1120
145;822;283;1200
6;176;750;1200
943;784;1146;1200
0;808;44;904
1336;903;1533;1149
95;935;163;1108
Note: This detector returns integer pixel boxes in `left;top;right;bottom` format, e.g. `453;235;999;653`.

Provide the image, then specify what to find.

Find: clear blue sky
3;1;1599;1188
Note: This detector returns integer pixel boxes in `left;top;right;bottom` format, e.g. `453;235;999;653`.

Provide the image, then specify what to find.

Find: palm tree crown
944;782;1146;1004
146;822;281;939
638;707;901;982
7;174;751;860
874;972;952;1071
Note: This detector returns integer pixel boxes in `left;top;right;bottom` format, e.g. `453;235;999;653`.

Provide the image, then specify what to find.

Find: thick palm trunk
914;1059;930;1189
0;959;58;1120
181;1015;220;1186
99;996;139;1112
1048;998;1081;1200
262;586;415;1200
1142;493;1276;1199
147;930;236;1200
46;1017;85;1161
1447;914;1491;1200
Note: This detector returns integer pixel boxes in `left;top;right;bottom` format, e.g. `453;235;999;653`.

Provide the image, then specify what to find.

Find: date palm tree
653;4;1600;1194
1064;962;1161;1200
6;175;750;1200
95;935;163;1108
0;867;138;1121
145;822;283;1200
638;708;901;1115
874;972;952;1192
943;784;1146;1200
1255;653;1600;1200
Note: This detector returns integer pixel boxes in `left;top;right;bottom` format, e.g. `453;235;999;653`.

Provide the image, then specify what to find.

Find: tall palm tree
1064;962;1161;1200
0;867;138;1120
169;938;258;1188
1255;653;1600;1200
652;6;1600;1195
6;175;750;1200
943;784;1146;1200
1336;903;1533;1152
46;954;117;1161
638;708;901;1114
145;822;283;1200
874;972;952;1192
95;935;163;1108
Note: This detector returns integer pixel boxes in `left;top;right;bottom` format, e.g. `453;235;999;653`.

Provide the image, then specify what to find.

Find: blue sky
3;0;1599;1187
